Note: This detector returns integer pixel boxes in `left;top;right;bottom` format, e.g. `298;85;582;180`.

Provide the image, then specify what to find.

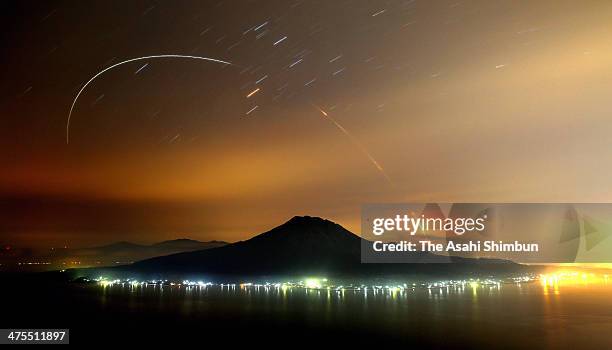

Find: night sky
3;0;612;248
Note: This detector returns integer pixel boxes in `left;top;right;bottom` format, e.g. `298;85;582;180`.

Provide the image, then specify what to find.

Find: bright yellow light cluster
540;270;609;287
304;278;323;289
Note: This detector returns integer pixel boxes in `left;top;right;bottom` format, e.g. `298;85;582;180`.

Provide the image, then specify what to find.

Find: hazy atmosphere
3;0;612;247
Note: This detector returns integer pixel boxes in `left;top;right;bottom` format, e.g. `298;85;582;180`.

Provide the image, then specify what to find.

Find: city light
304;278;323;289
89;270;609;299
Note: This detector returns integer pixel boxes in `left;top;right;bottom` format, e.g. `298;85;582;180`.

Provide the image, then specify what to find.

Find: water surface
2;272;611;347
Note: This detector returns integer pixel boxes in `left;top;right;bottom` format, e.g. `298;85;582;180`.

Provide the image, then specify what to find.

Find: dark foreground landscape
2;270;611;347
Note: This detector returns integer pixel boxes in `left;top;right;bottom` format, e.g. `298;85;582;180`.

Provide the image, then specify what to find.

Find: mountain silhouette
121;216;527;278
126;216;359;275
151;239;228;250
0;239;227;271
73;239;227;265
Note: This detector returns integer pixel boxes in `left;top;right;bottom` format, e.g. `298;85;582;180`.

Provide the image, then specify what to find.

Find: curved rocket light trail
66;55;233;144
313;105;394;186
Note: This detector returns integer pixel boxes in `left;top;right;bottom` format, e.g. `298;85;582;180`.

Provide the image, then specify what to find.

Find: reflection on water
540;270;610;290
93;269;610;301
91;270;612;305
3;270;610;347
82;270;612;347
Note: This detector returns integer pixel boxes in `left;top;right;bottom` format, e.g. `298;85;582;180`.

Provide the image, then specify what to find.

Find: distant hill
72;238;227;264
118;216;533;278
0;239;227;271
152;239;228;251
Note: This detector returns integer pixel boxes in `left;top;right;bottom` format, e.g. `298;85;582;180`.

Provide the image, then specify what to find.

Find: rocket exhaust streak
66;55;233;144
66;56;392;185
313;105;394;186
